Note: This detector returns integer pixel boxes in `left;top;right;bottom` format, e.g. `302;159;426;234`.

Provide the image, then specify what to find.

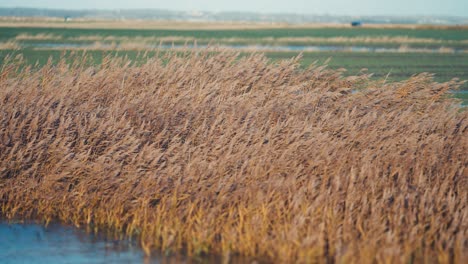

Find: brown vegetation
0;51;467;263
0;41;20;50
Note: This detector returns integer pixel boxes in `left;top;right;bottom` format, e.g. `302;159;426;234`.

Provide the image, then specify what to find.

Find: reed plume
0;50;466;263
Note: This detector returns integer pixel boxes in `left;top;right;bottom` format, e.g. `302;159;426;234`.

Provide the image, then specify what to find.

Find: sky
0;0;467;17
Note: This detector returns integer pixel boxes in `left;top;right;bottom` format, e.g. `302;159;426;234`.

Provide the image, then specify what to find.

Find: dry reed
0;41;20;50
0;50;467;263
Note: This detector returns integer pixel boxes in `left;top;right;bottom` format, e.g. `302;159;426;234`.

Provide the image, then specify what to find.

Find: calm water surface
26;42;467;53
0;222;250;264
0;222;152;264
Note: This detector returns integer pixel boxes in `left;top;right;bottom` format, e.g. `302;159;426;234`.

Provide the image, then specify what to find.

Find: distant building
351;21;362;27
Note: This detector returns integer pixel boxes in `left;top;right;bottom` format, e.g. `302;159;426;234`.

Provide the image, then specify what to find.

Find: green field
2;49;467;87
3;26;468;50
1;25;467;103
2;26;467;40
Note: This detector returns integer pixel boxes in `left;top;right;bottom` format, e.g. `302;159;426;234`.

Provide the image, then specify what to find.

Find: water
452;90;468;94
25;42;466;53
0;222;150;264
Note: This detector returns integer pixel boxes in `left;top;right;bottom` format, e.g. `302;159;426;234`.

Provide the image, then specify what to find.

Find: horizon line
1;6;468;19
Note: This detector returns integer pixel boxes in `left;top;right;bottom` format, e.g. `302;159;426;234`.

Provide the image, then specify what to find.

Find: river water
0;221;241;263
26;42;467;53
0;222;150;264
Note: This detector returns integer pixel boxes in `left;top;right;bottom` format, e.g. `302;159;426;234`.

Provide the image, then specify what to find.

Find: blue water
25;42;467;53
0;222;150;264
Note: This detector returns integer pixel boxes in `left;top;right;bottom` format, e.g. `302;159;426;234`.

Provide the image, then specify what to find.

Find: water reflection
0;222;150;264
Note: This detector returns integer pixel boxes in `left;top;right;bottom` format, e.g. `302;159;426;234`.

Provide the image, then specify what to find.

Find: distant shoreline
1;17;468;30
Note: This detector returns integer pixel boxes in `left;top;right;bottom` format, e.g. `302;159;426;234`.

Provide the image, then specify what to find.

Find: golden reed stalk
0;50;466;263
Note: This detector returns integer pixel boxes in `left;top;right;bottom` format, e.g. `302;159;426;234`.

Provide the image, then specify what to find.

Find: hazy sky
1;0;467;17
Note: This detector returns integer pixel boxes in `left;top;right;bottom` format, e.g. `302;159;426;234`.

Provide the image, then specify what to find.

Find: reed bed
0;50;467;263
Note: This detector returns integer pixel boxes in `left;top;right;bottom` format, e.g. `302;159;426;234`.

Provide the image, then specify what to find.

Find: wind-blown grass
0;50;467;263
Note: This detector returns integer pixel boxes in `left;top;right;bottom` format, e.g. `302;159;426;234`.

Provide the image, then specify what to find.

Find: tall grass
0;50;467;263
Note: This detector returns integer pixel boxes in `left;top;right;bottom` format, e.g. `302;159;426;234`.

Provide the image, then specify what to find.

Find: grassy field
2;26;468;51
1;48;467;104
2;49;468;84
1;24;467;89
2;26;468;40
